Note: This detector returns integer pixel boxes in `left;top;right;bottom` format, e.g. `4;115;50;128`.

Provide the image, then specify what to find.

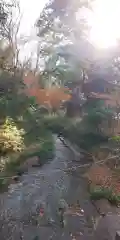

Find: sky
19;0;47;35
89;0;120;48
18;0;47;62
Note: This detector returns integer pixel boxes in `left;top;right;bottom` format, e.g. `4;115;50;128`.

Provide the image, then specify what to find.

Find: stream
0;136;98;240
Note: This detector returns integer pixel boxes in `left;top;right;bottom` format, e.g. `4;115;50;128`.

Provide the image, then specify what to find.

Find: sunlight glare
89;0;120;48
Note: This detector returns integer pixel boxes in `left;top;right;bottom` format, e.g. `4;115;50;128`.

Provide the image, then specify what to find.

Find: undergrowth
90;185;120;206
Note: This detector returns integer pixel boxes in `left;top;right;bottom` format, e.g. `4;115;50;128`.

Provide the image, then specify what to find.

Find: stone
116;231;120;240
16;170;23;176
12;176;19;182
19;156;39;172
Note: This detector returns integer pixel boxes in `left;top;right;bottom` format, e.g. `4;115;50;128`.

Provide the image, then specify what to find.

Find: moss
90;186;112;200
89;185;120;206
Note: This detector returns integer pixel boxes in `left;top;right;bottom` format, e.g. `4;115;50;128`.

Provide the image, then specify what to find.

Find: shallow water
0;136;97;240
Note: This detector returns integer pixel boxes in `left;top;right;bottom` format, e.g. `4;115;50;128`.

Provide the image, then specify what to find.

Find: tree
36;0;93;73
0;0;8;38
0;0;31;73
35;0;95;115
36;0;120;88
35;0;120;120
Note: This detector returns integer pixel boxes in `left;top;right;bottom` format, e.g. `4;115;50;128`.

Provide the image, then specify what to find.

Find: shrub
62;120;108;151
108;193;120;205
43;115;71;133
37;138;54;164
90;186;120;205
22;136;54;162
4;155;20;173
62;99;110;150
90;186;112;200
43;114;108;152
0;117;25;154
0;156;10;172
0;177;8;191
4;134;54;173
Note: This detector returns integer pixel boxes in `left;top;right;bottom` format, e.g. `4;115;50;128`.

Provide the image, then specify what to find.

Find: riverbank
0;134;54;191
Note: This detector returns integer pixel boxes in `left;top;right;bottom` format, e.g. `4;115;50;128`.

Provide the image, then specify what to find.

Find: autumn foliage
86;165;120;195
24;72;70;109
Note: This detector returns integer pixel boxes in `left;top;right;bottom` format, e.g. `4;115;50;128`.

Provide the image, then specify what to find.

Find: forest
1;0;120;205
